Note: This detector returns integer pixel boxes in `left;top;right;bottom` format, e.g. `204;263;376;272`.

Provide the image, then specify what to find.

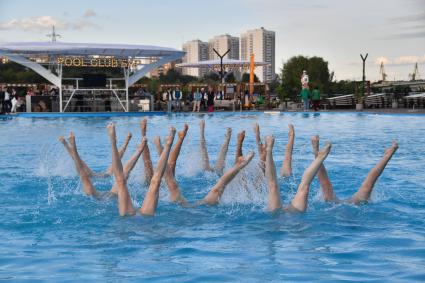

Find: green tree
148;78;159;94
241;73;259;83
0;62;49;83
276;84;287;100
280;56;332;100
328;80;356;96
202;72;220;82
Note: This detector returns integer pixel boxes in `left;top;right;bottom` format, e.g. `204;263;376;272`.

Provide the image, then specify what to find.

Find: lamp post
360;53;368;97
213;48;230;84
357;53;368;111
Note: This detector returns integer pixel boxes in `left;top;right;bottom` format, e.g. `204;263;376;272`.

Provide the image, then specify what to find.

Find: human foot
265;135;275;151
317;142;332;160
236;151;255;167
311;135;320;156
178;123;189;139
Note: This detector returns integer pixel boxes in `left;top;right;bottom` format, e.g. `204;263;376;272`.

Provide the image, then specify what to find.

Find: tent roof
0;42;185;58
176;59;269;68
404;93;425;99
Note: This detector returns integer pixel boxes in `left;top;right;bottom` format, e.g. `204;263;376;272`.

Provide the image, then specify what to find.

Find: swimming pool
1;112;424;281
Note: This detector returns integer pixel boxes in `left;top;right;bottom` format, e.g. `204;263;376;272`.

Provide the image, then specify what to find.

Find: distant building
182;39;208;77
208;34;239;60
149;59;181;78
240;27;275;82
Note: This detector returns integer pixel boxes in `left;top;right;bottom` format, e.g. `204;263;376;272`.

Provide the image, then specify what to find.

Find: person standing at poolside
300;87;310;111
11;92;18;113
201;88;207;111
3;88;12;114
207;87;215;113
193;88;202;112
173;87;182;112
166;89;173;112
301;70;309;89
300;70;310;111
311;86;321;111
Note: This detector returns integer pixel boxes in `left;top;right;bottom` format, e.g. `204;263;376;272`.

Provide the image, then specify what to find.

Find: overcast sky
0;0;424;81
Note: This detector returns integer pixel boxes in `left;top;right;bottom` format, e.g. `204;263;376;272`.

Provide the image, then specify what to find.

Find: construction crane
46;25;61;42
409;62;420;81
379;61;388;81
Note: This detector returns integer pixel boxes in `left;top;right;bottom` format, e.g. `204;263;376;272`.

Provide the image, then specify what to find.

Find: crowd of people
159;86;229;113
299;70;322;111
1;79;325;114
0;86;60;114
158;86;268;113
59;118;398;216
0;87;25;114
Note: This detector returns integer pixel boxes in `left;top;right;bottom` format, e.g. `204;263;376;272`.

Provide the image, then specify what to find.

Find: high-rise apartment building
149;60;181;78
182;39;208;77
240;27;275;82
208;34;239;60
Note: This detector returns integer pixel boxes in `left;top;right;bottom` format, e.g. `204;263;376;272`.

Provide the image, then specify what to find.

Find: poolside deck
1;108;425;119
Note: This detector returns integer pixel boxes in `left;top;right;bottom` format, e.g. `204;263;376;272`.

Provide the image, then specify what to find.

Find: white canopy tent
177;59;269;85
404;93;425;99
0;42;185;112
176;59;269;69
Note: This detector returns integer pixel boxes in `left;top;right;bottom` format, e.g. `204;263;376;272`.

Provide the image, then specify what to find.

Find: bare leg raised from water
280;124;295;177
201;152;255;205
169;124;188;176
141;119;154;185
199;120;214;172
153;125;188;204
103;132;132;176
110;138;147;195
235;130;246;165
140;127;176;215
254;123;267;172
311;135;337;201
265;136;282;211
59;133;98;197
59;133;99;178
288;142;332;212
214;127;232;175
107;123;136;216
350;141;398;204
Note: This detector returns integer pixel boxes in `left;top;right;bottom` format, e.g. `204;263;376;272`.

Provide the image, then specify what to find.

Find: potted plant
356;97;364;111
355;86;363;111
391;93;398;109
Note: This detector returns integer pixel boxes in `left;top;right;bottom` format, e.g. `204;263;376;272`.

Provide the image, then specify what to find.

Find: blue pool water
1;112;425;281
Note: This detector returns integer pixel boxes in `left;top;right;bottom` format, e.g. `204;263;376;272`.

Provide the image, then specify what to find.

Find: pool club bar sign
56;56;143;68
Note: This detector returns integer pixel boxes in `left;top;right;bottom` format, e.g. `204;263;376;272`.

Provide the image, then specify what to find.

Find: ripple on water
0;113;425;281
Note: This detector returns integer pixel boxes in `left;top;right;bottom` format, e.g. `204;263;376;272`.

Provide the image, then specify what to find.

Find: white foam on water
35;142;76;178
46;176;56;205
220;160;268;206
178;146;202;177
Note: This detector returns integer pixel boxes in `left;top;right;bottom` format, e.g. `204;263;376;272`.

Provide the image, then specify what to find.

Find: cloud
375;57;391;65
385;11;425;40
394;55;425;65
374;55;425;66
0;15;99;32
386;30;425;39
83;9;97;18
389;12;425;24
